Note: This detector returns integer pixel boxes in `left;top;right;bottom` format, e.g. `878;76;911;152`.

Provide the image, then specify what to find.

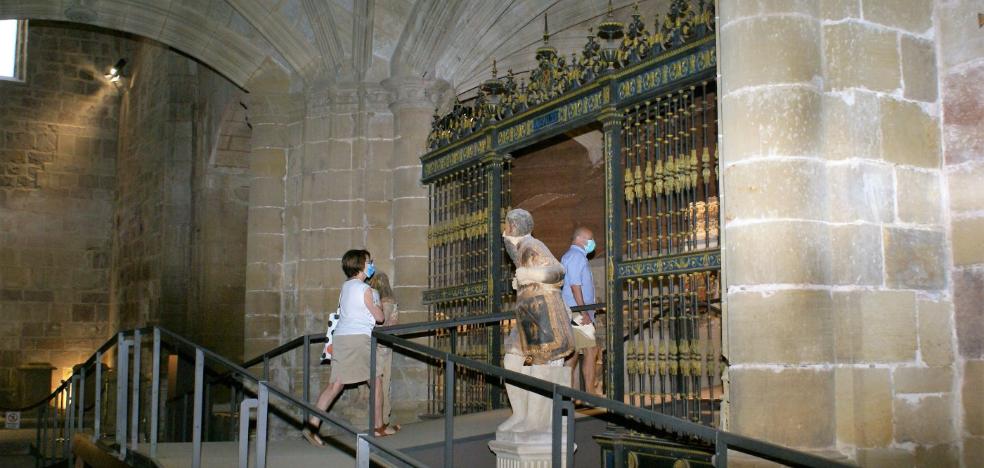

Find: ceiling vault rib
352;0;375;81
224;0;318;80
301;0;344;75
391;0;466;79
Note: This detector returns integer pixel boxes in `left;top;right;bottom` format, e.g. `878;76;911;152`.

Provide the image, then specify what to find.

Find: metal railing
33;327;427;468
32;305;854;468
368;303;853;468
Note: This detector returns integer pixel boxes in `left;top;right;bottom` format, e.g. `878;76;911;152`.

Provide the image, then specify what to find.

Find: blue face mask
584;239;596;254
365;262;375;278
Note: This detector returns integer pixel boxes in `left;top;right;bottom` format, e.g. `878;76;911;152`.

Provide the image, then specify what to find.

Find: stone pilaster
384;77;446;321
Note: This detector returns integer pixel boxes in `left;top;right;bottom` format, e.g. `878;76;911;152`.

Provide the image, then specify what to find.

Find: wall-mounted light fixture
105;58;127;83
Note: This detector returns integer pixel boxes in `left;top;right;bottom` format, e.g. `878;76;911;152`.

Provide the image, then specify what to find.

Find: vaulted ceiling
0;0;675;93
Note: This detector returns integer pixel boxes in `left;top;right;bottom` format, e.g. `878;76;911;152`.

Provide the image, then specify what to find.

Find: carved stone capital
383;76;451;113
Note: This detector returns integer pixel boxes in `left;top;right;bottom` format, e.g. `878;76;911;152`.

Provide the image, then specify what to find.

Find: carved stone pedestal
488;434;576;468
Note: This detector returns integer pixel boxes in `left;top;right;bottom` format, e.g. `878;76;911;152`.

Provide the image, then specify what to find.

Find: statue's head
504;208;534;237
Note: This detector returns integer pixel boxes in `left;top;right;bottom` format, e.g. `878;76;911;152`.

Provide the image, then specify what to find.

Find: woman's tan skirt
330;334;383;385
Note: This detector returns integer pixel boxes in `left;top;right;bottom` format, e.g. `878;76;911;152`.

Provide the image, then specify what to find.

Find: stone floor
0;428;38;468
135;408;607;468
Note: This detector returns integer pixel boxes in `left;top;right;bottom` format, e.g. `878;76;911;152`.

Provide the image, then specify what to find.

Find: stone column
720;1;956;464
384;77;440;323
383;76;443;422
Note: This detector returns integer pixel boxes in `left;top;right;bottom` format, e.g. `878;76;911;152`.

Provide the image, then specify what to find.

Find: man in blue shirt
561;226;599;395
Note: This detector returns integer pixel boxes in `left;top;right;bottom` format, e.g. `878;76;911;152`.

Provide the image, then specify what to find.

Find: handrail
30;301;854;468
32;326;428;468
365;302;853;468
240;303;605;367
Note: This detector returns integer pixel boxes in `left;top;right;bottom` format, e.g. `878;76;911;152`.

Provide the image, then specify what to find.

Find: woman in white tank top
303;249;388;446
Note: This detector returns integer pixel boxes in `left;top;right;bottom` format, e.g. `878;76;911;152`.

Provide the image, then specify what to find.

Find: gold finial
607;0;615;17
543;12;550;43
491;58;497;78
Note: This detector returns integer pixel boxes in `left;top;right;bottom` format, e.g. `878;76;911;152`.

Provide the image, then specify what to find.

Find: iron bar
356;433;371;468
78;366;85;434
303;334;310;424
93;351;102;442
443;358;454;468
68;375;77;464
131;329;141;450
256;383;269;468
369;334;377;431
36;405;43;466
116;333;128;458
551;391;562;468
151;328;160;457
192;348;204;468
237;398;258;468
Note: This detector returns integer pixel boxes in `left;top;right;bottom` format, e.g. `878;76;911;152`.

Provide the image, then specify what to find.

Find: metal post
116;333;129;457
237;398;258;468
484;153;505;409
303;334;310;424
368;335;377;432
50;390;57;462
151;328;161;457
131;330;141;450
256;383;269;468
714;433;728;468
182;394;189;441
93;351;102;442
203;382;211;443
192;348;204;468
68;375;78;464
443;358;454;468
262;355;269;381
565;399;575;468
600;110;626;403
551;392;562;468
356;434;370;468
78;366;86;433
36;405;43;465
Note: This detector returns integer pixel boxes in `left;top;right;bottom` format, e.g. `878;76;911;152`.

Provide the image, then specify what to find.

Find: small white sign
4;411;20;429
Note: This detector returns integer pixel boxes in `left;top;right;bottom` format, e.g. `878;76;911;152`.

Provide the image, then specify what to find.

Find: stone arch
0;0;293;89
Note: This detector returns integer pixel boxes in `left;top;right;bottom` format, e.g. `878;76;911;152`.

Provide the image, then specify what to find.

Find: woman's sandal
373;423;401;437
302;427;326;447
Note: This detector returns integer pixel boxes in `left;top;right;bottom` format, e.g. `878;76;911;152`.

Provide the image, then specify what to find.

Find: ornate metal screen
419;0;721;425
619;83;721;424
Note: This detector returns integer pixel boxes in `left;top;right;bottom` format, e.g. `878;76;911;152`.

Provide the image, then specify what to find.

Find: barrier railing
32;327;426;468
32;305;854;468
369;303;853;468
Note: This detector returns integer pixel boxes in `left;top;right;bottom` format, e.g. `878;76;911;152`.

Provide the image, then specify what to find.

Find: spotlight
105;58;127;82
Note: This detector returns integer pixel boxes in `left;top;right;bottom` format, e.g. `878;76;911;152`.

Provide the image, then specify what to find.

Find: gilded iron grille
619;81;722;426
425;164;504;416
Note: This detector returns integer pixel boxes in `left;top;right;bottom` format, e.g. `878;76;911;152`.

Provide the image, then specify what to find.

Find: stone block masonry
0;21;122;406
937;0;984;466
720;2;964;465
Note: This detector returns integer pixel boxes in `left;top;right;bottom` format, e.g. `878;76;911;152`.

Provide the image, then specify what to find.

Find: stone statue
496;208;574;436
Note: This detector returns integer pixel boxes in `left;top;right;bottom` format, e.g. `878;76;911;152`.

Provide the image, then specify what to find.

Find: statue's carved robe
505;235;574;364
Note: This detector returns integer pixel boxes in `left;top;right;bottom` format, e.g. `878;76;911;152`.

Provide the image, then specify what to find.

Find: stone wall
241;75;441;429
719;1;961;465
192;94;250;361
114;36;248;359
936;1;984;466
0;22;122;404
